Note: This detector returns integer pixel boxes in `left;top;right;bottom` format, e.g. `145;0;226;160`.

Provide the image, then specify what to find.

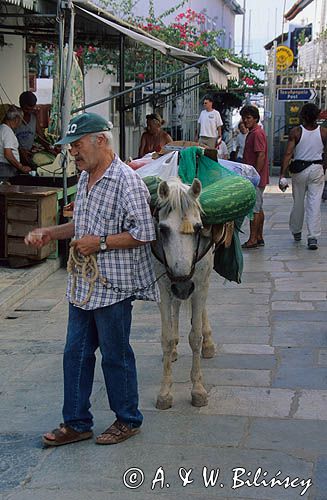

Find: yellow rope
67;245;107;306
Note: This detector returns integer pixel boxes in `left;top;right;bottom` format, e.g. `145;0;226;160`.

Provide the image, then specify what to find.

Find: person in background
25;112;159;447
138;113;172;157
195;96;223;149
280;103;327;250
217;139;228;160
240;105;269;249
0;106;31;182
15;91;54;166
235;121;248;162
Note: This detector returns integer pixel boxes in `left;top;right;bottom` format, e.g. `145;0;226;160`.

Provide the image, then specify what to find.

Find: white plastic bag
219;159;261;187
136;151;179;180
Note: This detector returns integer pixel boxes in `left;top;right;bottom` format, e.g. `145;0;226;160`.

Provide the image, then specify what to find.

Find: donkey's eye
194;223;203;233
159;223;170;235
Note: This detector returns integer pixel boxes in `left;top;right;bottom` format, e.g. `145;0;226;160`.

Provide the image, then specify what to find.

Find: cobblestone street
1;179;327;500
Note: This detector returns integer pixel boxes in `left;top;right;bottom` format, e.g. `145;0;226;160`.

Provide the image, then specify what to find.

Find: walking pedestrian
280;103;327;249
195;96;223;149
240;105;269;249
25;112;159;446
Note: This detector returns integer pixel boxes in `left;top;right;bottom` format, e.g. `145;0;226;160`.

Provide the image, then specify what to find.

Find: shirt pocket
91;211;120;236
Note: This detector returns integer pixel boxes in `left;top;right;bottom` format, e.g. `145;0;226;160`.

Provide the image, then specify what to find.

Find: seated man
15;91;55;166
0;106;31;182
138;113;172;158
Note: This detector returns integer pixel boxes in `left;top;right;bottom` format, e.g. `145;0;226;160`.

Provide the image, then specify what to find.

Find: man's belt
289;159;323;174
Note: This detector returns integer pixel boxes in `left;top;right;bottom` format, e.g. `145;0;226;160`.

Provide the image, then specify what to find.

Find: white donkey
152;177;229;410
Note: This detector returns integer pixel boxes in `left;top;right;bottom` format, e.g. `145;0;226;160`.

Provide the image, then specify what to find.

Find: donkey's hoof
202;344;215;358
191;391;208;407
156;394;173;410
171;350;178;362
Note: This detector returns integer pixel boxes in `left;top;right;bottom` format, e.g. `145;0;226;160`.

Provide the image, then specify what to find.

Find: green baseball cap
56;113;113;145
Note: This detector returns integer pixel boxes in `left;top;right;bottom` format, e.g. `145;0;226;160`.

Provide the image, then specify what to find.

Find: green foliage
36;0;264;102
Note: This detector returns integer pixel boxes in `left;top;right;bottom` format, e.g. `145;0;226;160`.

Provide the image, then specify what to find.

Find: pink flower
137;73;145;80
76;46;84;57
244;77;255;86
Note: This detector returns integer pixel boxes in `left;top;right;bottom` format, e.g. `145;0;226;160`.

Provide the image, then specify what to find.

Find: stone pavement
0;177;327;500
0;258;60;318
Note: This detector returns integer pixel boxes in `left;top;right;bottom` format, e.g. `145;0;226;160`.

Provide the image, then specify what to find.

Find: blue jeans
63;298;143;432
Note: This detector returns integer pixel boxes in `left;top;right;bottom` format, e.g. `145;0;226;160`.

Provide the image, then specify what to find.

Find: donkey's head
153;177;212;299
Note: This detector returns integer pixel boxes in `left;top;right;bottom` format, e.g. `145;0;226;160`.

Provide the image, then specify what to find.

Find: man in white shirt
195;96;223;149
0;106;31;182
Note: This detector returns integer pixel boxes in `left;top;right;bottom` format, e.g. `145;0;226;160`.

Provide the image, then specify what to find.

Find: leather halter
151;205;213;283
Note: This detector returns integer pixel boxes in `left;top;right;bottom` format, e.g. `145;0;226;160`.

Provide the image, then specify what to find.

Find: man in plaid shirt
25;113;159;447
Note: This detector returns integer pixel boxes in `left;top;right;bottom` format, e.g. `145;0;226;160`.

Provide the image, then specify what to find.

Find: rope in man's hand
67;244;106;307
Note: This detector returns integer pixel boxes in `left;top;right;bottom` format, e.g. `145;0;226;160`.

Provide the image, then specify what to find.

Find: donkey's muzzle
171;280;195;300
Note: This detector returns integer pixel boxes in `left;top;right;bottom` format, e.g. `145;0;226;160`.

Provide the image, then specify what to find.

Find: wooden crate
0;186;60;261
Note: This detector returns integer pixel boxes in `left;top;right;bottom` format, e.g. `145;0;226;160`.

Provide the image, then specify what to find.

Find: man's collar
102;154;121;180
80;154;121;185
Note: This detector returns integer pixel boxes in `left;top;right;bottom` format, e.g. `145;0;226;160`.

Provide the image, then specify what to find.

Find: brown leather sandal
42;423;93;447
96;420;140;445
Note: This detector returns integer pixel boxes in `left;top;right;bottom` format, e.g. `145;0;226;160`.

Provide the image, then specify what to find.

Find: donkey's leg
189;296;208;407
171;300;181;362
156;291;175;410
201;307;215;358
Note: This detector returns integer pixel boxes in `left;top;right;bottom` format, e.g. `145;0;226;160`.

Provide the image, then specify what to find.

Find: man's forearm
48;222;75;241
105;231;151;249
4;149;25;172
255;152;265;174
281;153;293;177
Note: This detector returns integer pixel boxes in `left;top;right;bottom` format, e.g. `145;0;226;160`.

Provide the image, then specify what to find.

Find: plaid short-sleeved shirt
66;155;160;309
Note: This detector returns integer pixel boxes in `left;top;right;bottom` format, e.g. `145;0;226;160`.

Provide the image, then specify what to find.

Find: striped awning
4;0;35;10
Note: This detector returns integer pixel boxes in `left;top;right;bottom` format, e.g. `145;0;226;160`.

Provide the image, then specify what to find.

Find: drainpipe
119;34;125;160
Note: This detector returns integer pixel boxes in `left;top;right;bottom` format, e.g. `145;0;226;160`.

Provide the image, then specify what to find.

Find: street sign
277;88;317;101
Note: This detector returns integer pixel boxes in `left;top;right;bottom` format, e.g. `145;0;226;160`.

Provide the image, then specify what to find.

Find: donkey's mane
158;177;202;219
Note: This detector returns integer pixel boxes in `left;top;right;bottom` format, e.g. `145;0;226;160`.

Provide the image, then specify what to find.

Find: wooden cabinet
0;186;60;261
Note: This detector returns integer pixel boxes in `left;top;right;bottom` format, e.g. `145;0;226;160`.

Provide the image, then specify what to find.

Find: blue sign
277;88;317;101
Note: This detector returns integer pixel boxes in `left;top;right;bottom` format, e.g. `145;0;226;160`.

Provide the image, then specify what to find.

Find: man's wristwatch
99;236;107;252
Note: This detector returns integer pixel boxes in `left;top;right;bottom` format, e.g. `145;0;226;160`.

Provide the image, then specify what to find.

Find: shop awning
284;0;313;21
221;59;242;80
76;5;230;88
4;0;35;9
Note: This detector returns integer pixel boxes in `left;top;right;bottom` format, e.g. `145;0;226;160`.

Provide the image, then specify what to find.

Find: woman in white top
0;106;31;182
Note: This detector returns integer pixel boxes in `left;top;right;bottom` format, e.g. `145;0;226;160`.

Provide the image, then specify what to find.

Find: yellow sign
276;46;294;71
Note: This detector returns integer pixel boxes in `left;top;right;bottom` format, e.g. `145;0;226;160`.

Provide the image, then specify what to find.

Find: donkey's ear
158;181;169;200
189;178;202;198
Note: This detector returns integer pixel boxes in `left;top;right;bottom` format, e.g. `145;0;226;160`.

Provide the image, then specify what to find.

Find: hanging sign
276;46;294;71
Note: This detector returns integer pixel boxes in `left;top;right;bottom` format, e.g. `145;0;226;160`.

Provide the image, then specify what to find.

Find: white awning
76;6;230;88
221;59;242;81
4;0;35;9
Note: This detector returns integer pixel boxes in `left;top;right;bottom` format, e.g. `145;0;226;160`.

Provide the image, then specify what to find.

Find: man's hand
278;177;289;192
25;227;52;248
71;235;101;256
21;165;32;174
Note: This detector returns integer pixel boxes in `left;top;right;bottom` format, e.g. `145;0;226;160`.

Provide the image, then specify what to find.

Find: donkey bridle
151;206;213;282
